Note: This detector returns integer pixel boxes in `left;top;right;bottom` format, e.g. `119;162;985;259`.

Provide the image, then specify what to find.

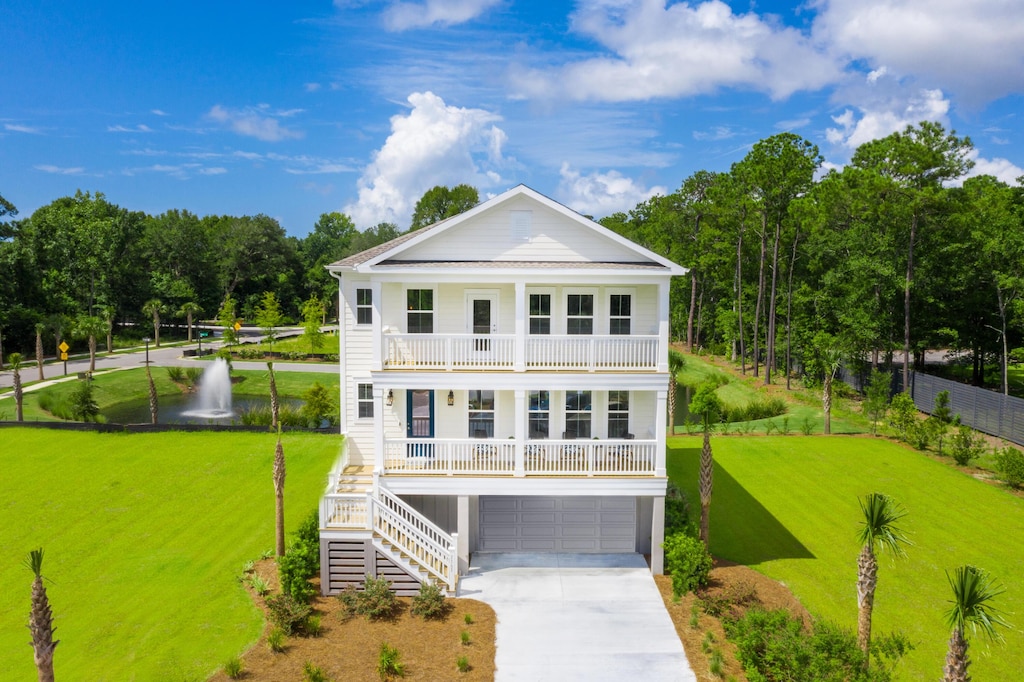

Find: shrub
68;379;100;421
304;614;323;637
949;425;986;466
278;508;321;602
708;649;725;678
725;396;787;423
267;627;287;653
800;416;814;436
301;382;338;428
994;446;1024;488
665;481;693;536
265;593;312;635
463;613;473;625
377;643;405;680
460;629;471;646
248;574;270;596
411;581;449;620
165;366;185;383
663;532;713;597
456;655;471;673
184;366;203;387
338;576;399;621
223;657;243;679
889;393;918;442
303;661;332;682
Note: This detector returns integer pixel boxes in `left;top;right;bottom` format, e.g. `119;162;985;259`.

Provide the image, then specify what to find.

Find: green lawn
238;333;341;356
668;434;1024;681
0;428;339;681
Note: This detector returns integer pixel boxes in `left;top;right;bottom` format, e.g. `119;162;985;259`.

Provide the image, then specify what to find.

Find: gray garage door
478;496;636;552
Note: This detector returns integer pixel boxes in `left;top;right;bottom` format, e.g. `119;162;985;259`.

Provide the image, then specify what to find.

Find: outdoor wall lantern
447;390;455;406
386;389;394;406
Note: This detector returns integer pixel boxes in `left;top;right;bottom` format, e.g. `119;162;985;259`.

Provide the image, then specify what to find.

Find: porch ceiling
370;370;668;391
379;475;668;497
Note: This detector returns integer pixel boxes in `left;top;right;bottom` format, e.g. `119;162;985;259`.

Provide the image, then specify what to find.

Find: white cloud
693;126;737;141
961;149;1024;186
5;123;41;134
775;118;811;131
151;109;169;116
826;89;950;149
344;91;508;228
510;0;840;102
35;164;85;175
382;0;500;31
557;164;666;218
199;167;228;175
304;82;322;93
812;0;1024;106
107;124;153;133
207;105;304;141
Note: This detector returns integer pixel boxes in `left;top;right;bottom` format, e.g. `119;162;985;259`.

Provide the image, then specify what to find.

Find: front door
406;389;434;457
467;291;498;353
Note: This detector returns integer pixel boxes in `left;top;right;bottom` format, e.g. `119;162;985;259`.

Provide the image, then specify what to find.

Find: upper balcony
383;333;660;372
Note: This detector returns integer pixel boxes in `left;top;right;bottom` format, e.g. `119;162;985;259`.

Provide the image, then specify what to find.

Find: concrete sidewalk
459;553;696;682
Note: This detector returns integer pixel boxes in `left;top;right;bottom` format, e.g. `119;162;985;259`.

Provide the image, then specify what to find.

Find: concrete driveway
459;553;696;682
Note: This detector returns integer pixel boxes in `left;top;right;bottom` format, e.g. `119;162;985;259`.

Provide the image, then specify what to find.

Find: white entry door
466;290;499;354
478;496;636;552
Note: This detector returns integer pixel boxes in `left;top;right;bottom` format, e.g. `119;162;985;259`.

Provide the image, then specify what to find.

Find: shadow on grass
669;446;814;565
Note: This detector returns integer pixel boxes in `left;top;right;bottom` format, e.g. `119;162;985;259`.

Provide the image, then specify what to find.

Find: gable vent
510;210;532;242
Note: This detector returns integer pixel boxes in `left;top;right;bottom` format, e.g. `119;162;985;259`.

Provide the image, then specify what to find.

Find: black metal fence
839;366;1024;446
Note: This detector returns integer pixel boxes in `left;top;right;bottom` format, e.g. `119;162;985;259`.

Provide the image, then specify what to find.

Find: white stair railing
369;487;458;591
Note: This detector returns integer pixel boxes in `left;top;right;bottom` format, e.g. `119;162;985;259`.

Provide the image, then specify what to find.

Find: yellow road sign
233;321;242;331
60;352;68;360
58;341;69;353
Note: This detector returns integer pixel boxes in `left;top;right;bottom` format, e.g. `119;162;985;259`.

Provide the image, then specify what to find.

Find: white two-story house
318;185;685;595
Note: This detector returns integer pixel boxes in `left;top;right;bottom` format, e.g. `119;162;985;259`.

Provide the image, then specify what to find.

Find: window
566;294;594;335
609;294;631;335
528;390;549;439
529;293;551;335
407;289;433;334
357;383;374;419
564;390;591;439
468;390;495;438
608;391;630;438
356;288;372;325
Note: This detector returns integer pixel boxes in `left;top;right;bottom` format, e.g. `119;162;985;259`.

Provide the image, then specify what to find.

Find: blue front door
406;389;434;457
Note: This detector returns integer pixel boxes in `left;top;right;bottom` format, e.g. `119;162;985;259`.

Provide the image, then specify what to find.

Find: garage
478;495;636;552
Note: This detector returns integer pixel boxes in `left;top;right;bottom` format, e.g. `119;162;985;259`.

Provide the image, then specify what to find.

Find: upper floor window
529;294;551;335
356;288;372;326
357;383;374;419
608;390;630;438
468;390;495;438
528;390;549;439
407;289;433;334
609;294;631;335
566;294;594;335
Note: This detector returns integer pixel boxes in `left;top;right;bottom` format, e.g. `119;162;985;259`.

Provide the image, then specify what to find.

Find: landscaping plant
993;446;1024;488
26;548;58;682
377;642;405;680
863;370;891;436
8;352;24;421
949;425;986;466
274;435;286;556
278;509;321;602
856;493;910;667
303;660;333;682
663;532;713;597
267;627;287;653
223;656;243;679
410;581;449;620
689;381;723;546
265;593;313;635
943;565;1009;682
456;655;470;673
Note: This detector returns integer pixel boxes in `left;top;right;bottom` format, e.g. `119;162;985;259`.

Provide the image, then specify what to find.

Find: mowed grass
668;434;1024;681
0;428;339;681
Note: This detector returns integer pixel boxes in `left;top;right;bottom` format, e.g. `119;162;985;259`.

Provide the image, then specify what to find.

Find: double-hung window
529;294;551;335
609;294;631;335
564;390;592;439
528;390;549;439
407;289;433;333
566;294;594;335
356;288;372;325
607;391;630;438
468;390;495;438
356;383;374;419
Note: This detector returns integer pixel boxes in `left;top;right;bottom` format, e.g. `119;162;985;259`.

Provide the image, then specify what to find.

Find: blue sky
2;0;1023;236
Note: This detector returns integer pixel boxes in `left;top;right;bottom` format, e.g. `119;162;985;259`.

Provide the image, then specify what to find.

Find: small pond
102;394;302;425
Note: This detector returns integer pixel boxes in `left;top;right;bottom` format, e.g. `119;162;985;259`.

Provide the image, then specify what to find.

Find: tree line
0;184;479;357
600;121;1024;393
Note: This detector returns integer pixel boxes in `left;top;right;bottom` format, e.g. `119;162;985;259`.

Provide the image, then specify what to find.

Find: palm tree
689;381;722;547
667;349;685;436
76;315;106;373
268;361;280;429
8;352;24;421
145;363;158;425
177;301;203;342
943;565;1009;682
47;314;68;362
35;322;46;382
98;305;116;353
820;345;843;435
274;434;286;557
26;547;58;682
856;492;910;667
142;299;164;347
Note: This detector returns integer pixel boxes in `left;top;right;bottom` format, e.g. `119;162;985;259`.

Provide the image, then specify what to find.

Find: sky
2;0;1023;237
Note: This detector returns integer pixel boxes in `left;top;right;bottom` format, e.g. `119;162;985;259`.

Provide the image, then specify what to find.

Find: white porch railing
526;335;659;370
384;334;516;370
383;333;660;371
320;493;368;529
382;437;657;476
373;488;458;591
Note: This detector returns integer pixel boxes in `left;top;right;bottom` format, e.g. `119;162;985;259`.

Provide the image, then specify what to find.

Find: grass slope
668;434;1024;681
0;428;338;681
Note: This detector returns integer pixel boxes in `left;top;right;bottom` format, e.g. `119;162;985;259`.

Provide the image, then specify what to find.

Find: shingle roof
375;260;668;270
329;215;455;268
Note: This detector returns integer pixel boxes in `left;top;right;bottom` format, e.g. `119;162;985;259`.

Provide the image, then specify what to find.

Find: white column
655;389;667;476
514;389;526;476
373;386;386;474
332;272;347;434
651;495;665;574
457;495;470;574
657;278;670;372
371;281;383;372
514;280;526;372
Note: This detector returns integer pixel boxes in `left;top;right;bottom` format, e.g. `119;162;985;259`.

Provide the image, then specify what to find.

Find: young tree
943;565;1009;682
217;295;238;346
98;305;116;354
274;435;286;557
667;349;686;435
689;381;723;547
811;333;843;435
177;301;203;342
300;295;326;355
8;352;24;421
142;298;164;347
76;315;106;373
34;322;46;382
254;291;284;352
856;492;910;667
930;390;955;455
26;548;58;682
863;370;891;436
